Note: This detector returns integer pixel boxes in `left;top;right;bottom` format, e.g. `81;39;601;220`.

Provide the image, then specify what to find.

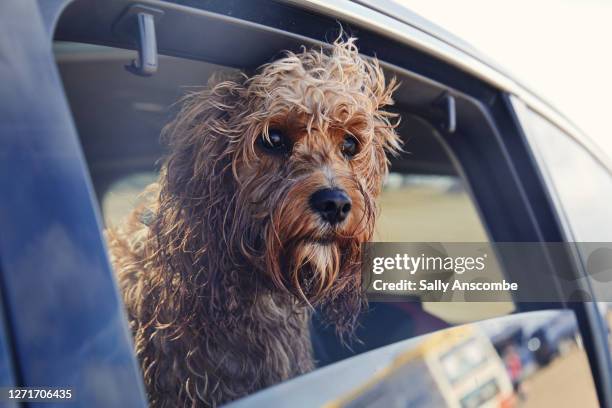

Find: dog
107;37;401;407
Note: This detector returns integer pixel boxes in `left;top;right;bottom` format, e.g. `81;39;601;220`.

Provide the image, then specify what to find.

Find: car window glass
514;101;612;366
520;107;612;242
230;310;599;408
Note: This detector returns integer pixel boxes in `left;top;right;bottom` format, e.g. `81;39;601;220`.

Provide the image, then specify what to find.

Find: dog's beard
270;236;365;336
287;241;340;301
305;241;365;337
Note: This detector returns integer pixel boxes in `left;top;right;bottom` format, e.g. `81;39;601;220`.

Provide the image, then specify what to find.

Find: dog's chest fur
107;213;314;407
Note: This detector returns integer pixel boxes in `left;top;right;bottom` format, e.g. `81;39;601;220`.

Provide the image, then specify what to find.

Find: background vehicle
320;325;515;408
528;312;580;366
1;0;611;407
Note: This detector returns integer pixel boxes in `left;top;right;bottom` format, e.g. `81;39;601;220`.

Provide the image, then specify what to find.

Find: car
1;0;612;407
528;311;580;366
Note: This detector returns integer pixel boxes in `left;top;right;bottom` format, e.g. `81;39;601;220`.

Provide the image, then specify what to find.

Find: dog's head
159;38;400;329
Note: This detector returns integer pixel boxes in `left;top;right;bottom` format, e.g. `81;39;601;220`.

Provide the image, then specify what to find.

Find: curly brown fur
107;38;400;407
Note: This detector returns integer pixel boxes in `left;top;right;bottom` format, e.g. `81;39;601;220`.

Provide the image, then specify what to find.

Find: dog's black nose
310;188;352;225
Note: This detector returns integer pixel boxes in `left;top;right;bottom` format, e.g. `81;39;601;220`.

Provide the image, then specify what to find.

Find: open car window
55;39;514;326
54;36;518;389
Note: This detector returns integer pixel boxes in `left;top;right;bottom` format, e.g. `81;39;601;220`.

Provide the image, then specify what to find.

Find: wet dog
107;38;400;407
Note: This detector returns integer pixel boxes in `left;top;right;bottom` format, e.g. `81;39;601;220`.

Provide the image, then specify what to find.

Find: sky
394;0;612;159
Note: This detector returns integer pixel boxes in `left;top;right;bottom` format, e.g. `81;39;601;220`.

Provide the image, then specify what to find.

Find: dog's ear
151;76;251;319
373;102;402;158
362;56;402;189
365;60;402;158
161;75;248;198
156;74;249;269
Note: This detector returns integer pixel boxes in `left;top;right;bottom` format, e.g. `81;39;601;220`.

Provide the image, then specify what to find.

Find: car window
513;99;612;367
56;39;515;326
55;39;577;406
516;104;612;242
56;40;515;332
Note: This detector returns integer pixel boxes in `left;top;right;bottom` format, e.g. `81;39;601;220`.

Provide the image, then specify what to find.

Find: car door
0;1;147;406
1;0;610;407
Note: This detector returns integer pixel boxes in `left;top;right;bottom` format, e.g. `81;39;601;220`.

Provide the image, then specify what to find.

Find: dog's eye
259;129;289;154
341;136;359;158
